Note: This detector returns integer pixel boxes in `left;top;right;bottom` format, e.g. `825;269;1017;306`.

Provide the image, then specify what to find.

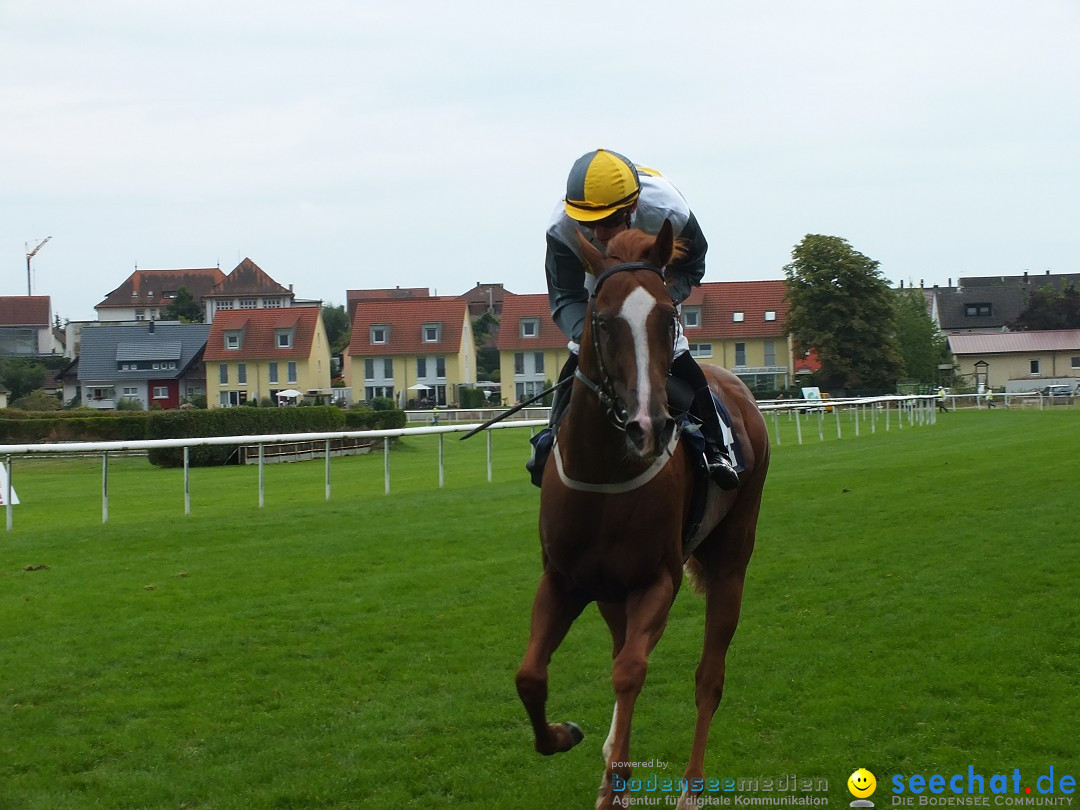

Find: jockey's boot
672;353;740;490
525;353;578;488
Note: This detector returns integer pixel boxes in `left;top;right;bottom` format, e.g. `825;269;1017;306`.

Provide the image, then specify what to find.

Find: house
76;321;212;409
203;308;331;407
679;280;793;394
95;268;226;322
203;258;299;322
497;293;573;404
947;330;1080;392
922;271;1080;334
0;296;57;356
346;297;476;407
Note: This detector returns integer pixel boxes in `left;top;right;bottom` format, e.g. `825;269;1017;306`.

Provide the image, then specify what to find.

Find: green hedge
343;409;408;430
146;406;348;468
0;413;150;443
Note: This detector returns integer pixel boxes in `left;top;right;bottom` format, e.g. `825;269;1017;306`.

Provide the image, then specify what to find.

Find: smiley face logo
848;768;877;798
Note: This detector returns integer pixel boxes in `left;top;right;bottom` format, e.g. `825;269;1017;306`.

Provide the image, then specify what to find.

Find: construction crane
25;236;51;296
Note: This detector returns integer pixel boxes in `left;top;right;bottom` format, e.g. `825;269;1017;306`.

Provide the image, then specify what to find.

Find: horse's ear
648;219;676;268
576;230;607;275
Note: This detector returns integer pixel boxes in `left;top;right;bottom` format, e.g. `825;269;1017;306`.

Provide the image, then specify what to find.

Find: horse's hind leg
678;518;757;810
515;570;588;755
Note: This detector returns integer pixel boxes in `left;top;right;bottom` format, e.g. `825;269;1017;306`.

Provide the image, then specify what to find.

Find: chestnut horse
515;221;770;810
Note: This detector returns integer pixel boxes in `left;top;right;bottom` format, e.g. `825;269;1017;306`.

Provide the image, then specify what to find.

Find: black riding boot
525;353;578;488
671;353;739;490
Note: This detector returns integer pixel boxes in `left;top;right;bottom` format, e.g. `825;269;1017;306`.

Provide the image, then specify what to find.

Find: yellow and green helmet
564;149;641;223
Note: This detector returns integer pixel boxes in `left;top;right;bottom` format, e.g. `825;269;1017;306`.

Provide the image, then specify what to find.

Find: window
276;329;293;349
423;323;441;343
435;357;445;378
239;298;257;309
682;307;701;328
237;364;247;385
765;310;777;322
965;303;992;317
287;361;298;383
122;387;138;397
1029;360;1040;376
152;386;168;399
514;352;525;375
371;325;388;344
1072;356;1080;369
135;309;145;321
225;331;241;350
764;340;776;367
733;311;745;323
219;364;228;385
534;352;545;375
269;362;279;384
521;318;539;338
163;291;177;300
735;342;747;366
417;357;427;377
264;298;282;308
217;300;233;311
383;358;393;378
364;359;374;380
689;343;712;358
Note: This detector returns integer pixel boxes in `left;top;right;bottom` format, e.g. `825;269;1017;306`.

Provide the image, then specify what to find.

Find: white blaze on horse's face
617;285;664;451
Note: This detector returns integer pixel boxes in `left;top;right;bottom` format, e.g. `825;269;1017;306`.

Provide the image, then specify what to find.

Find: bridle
575;261;669;431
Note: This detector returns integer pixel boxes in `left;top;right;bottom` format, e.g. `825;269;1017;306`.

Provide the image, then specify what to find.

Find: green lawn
1;409;1077;809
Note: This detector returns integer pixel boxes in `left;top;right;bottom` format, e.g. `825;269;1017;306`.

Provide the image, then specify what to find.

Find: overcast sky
3;0;1078;323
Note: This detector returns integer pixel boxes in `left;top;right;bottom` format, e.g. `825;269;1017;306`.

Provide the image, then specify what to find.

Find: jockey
528;148;739;490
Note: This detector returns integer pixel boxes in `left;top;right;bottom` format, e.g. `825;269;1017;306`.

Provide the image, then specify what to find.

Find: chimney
148;320;155;333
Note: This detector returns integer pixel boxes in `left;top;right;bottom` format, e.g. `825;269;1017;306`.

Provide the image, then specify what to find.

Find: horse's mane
605;228;688;266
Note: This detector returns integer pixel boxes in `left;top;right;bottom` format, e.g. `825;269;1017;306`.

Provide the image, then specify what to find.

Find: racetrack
1;410;1076;809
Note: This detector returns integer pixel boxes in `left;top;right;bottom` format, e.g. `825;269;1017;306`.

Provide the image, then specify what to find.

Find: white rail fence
1;395;943;532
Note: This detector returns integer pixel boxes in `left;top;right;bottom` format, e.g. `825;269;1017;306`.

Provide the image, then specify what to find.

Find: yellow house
204;306;331;407
346;297;476;407
497;293;573;404
948;330;1080;391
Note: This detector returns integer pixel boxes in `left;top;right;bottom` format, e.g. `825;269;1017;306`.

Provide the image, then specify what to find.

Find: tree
784;235;903;392
894;288;950;384
322;304;350;356
1010;282;1080;330
0;357;47;401
162;286;204;322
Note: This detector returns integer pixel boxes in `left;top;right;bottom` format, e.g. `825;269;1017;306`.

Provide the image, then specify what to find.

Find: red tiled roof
683;280;789;338
206;258;291;297
497;293;568;351
204;307;322;361
348;298;468;356
0;296;50;327
96;268;226;309
346;287;431;305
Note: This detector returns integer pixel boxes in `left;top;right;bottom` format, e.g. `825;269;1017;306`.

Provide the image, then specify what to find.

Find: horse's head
577;220;684;460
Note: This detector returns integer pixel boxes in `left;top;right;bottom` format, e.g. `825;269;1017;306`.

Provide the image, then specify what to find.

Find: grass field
1;408;1078;809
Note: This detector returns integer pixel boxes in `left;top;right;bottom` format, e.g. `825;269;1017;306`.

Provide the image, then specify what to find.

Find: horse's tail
683;557;707;595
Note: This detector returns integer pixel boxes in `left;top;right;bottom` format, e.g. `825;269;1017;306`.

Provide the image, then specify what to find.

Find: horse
514;220;771;810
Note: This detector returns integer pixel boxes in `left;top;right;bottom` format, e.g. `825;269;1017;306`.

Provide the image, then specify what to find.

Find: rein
577;261;668;431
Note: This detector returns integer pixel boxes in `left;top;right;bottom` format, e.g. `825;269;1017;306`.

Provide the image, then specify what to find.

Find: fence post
5;455;12;532
384;437;391;495
258;444;265;509
486;430;493;482
438;433;445;489
102;451;109;524
184;446;191;515
325;439;332;502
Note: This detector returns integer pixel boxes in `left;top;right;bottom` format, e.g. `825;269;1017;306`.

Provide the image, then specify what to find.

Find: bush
458;387;487;408
343;407;407;431
10;390;62;411
146;406;347;468
0;413;150;443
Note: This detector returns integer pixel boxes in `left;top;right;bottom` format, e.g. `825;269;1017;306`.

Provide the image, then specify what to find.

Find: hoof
563;721;585;747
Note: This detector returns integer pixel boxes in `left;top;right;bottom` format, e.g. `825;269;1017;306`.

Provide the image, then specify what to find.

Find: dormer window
965;303;992;317
276;328;294;349
371;324;389;344
225;331;242;350
422;323;441;343
765;310;777;322
733;311;745;323
520;318;539;338
239;298;257;309
682;307;701;328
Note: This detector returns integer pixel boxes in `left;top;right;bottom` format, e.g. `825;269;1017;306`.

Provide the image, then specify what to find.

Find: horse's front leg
597;575;676;810
515;570;588;756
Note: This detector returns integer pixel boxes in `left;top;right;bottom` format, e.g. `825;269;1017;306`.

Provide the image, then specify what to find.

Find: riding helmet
564;149;641;222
